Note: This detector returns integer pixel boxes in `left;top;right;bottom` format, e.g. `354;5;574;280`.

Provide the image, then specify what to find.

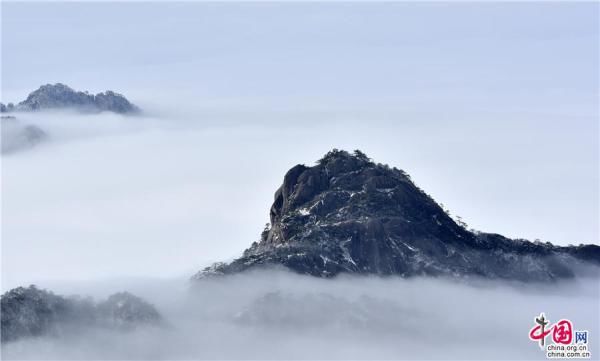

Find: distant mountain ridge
1;83;139;114
193;149;600;282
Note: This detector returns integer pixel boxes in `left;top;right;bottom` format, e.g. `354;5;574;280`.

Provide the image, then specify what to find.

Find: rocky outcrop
192;149;600;282
2;84;139;114
1;285;161;343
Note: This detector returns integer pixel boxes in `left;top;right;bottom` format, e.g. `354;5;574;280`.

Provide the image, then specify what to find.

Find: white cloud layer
2;271;598;360
1;3;598;359
1;106;598;289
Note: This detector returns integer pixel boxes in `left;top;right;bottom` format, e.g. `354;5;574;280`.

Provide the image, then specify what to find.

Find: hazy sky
1;2;598;287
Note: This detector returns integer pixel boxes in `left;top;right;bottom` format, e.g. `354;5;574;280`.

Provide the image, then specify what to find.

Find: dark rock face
1;116;48;154
4;83;138;114
1;286;161;343
192;149;600;282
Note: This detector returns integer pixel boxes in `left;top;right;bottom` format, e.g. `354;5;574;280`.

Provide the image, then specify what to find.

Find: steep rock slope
193;150;599;282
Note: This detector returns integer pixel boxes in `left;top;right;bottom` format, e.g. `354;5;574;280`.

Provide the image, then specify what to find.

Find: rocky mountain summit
193;149;600;282
1;285;162;343
1;83;139;114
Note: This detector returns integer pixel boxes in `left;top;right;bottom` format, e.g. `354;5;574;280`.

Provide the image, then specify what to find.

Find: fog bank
2;271;598;360
2;106;598;289
2;1;598;289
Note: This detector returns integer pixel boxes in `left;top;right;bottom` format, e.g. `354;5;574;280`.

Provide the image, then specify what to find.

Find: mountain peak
2;83;139;114
192;149;600;282
36;83;73;92
317;148;371;166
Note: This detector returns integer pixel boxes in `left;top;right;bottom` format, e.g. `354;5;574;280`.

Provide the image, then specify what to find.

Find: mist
3;3;598;288
2;2;598;290
1;2;599;359
2;101;598;289
1;100;598;289
1;270;597;360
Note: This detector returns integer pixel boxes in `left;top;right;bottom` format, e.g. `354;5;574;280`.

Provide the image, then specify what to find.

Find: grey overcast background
1;2;599;289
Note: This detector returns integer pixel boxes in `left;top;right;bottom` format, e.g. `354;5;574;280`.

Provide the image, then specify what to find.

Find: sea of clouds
2;270;598;360
2;3;598;359
2;105;598;290
1;104;598;360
